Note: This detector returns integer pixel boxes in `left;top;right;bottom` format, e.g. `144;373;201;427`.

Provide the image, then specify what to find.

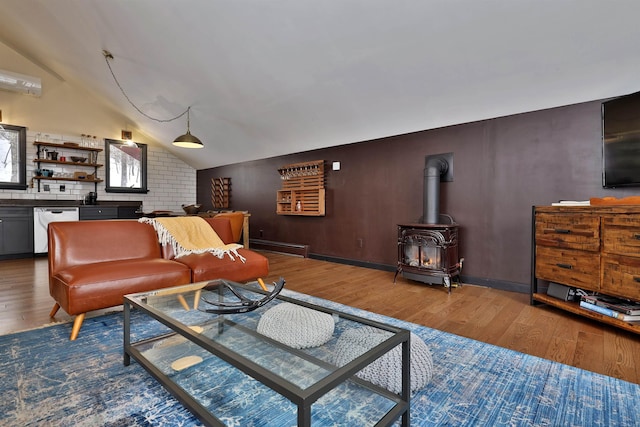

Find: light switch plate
332;161;341;171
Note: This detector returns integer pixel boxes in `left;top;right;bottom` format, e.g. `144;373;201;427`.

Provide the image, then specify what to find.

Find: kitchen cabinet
79;206;118;220
79;206;139;220
276;160;325;216
33;141;103;192
118;206;140;219
0;207;33;257
531;205;640;335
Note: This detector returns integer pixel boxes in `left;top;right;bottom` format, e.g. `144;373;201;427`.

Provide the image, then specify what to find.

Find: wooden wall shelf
32;176;103;183
33;141;103;192
33;159;103;167
33;141;102;152
276;160;325;216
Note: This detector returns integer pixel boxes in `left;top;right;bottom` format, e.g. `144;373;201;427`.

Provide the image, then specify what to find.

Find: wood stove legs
393;258;463;294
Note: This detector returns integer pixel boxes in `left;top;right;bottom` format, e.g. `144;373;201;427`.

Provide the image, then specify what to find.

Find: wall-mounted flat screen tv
602;90;640;188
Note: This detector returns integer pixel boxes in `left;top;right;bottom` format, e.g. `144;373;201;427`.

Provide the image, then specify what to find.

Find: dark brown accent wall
197;100;639;292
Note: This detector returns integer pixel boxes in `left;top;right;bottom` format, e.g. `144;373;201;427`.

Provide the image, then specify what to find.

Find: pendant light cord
103;50;189;123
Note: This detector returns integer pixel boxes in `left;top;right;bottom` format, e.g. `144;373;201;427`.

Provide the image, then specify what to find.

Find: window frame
0;124;27;190
104;138;149;194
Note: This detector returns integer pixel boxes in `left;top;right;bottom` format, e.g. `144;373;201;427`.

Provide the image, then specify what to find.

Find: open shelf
33;141;103;191
32;176;103;183
33;141;102;152
276;160;325;216
33;159;103;167
532;293;640;334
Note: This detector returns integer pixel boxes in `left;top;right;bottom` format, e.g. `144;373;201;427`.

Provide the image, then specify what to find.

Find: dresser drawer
535;246;600;291
535;213;600;251
602;255;640;301
602;216;640;257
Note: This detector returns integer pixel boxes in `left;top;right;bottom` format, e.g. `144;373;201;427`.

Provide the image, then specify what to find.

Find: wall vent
0;69;42;97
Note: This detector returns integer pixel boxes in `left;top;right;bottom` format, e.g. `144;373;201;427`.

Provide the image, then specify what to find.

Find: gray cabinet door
0;207;34;256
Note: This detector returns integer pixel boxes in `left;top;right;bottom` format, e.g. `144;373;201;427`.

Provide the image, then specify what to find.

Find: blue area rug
1;289;639;426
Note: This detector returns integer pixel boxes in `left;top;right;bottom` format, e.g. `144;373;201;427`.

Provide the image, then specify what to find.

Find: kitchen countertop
0;199;142;208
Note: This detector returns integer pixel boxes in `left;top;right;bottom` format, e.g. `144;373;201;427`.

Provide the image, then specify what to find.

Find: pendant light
103;50;203;148
172;107;203;148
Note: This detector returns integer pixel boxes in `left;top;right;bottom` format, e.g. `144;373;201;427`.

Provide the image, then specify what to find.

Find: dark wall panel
197;100;638;289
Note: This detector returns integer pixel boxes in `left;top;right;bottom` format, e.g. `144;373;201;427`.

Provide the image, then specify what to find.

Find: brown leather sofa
48;217;268;340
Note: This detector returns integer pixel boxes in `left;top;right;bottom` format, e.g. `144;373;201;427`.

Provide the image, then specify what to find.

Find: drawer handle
634;234;640;240
634;277;640;283
556;263;573;269
554;228;571;234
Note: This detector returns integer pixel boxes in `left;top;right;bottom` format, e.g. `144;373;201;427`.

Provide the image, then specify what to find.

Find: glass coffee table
124;279;410;426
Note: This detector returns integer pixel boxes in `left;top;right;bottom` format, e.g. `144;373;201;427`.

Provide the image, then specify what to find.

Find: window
0;124;27;190
104;139;148;193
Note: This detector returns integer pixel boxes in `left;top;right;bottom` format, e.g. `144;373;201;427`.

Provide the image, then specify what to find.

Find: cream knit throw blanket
139;216;245;261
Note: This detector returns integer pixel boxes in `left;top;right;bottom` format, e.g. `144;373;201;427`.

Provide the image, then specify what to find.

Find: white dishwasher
33;207;79;253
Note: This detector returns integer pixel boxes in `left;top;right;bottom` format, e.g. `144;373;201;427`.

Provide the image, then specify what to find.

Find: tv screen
602;90;640;188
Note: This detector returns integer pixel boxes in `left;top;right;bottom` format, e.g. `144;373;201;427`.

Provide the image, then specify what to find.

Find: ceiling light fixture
172;107;203;148
102;50;203;148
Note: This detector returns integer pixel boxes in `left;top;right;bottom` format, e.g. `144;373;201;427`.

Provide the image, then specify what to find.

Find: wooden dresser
531;205;640;334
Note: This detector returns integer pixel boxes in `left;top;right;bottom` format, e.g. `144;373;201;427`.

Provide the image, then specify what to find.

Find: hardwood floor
2;252;639;384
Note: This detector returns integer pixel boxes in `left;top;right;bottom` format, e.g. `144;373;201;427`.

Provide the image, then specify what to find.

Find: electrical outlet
59;185;65;192
357;238;364;248
44;184;50;191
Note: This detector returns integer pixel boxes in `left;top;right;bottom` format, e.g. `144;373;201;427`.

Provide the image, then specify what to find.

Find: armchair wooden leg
70;313;86;341
49;303;61;318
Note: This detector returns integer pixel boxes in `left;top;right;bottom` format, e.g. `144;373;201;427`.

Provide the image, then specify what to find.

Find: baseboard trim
309;254;396;272
308;254;529;294
460;275;529;294
249;239;309;257
0;253;36;261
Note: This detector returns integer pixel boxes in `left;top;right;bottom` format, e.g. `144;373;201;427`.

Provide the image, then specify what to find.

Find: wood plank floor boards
574;330;605;376
604;332;637;382
1;252;639;384
262;253;640;384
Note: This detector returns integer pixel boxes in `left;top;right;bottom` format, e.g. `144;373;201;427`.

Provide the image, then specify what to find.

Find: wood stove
394;223;461;292
395;152;462;292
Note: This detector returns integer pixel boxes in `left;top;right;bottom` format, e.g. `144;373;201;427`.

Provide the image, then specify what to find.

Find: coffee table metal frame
123;280;410;427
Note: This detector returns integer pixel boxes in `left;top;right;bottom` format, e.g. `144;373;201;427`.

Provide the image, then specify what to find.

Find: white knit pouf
257;302;335;349
332;326;433;394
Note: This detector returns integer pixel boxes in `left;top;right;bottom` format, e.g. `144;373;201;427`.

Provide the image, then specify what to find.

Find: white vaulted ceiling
1;0;640;169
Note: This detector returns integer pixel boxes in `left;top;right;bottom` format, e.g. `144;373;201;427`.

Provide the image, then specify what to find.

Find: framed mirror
104;139;148;193
0;124;27;190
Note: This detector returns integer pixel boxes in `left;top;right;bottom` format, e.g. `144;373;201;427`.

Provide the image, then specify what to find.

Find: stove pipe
422;156;449;224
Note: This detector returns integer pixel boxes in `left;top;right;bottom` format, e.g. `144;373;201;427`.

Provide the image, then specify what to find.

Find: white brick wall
0;130;196;212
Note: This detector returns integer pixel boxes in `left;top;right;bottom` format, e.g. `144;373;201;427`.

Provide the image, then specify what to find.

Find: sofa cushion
213;212;245;243
203;217;235;244
160;217;235;260
48;220;163;274
176;248;269;283
50;258;191;315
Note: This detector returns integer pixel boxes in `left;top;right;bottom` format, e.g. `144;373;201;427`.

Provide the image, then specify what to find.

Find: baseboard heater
249;239;309;258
